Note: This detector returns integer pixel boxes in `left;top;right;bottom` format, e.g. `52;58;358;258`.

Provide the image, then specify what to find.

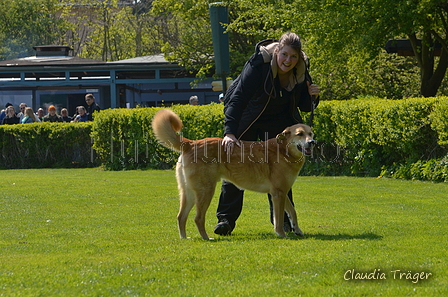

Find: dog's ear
276;130;290;144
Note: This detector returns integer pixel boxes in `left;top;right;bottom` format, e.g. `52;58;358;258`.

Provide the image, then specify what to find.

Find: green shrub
429;98;448;145
305;97;447;177
380;157;448;182
1;97;447;182
90;103;225;170
0;122;95;169
90;97;447;182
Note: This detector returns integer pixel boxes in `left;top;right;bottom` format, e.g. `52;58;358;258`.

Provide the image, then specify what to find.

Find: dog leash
309;95;316;127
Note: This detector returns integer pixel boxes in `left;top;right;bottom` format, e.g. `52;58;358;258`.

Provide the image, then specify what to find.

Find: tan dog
152;109;315;240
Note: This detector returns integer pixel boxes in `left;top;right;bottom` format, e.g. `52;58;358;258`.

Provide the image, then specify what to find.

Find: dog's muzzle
297;140;315;156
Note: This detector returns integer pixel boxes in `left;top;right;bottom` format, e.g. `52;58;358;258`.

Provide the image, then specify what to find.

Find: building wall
0;91;33;112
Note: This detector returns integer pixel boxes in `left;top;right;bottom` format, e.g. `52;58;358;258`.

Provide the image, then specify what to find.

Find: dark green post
209;2;229;93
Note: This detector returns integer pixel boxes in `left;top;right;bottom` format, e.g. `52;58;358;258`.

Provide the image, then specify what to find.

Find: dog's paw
294;228;304;237
276;231;288;238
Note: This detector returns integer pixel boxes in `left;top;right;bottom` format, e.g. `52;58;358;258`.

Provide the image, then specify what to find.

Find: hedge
89;97;447;181
0;122;96;169
305;97;448;178
1;97;447;182
90;103;225;170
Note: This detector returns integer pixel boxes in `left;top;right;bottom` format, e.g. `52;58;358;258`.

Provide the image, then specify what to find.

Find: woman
2;106;20;125
21;107;41;124
72;106;88;122
43;105;62;122
60;108;73;123
214;32;320;236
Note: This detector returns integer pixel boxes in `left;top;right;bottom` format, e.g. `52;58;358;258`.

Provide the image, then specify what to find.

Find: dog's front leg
271;190;287;238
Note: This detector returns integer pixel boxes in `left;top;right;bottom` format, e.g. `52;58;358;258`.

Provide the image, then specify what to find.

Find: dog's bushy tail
152;109;188;152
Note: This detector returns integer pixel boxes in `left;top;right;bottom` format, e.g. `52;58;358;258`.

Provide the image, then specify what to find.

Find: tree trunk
409;32;448;97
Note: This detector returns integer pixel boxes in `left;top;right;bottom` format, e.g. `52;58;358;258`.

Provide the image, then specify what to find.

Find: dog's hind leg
178;187;195;239
284;197;304;237
176;163;195;239
193;184;216;240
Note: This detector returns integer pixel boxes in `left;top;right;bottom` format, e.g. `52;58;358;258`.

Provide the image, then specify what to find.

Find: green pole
209;2;229;93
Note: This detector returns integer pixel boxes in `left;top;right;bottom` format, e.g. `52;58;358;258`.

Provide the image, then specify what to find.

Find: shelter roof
0;56;106;67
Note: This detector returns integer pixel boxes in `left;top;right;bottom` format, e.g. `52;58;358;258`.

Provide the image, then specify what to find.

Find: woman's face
276;45;300;75
7;107;15;117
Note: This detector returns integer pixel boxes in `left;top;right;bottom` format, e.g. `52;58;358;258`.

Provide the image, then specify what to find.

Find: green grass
0;169;446;296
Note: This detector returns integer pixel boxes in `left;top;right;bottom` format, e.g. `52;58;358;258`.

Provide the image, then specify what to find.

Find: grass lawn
0;168;446;296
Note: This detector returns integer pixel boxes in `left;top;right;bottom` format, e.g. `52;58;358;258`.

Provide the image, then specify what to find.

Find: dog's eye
296;132;303;136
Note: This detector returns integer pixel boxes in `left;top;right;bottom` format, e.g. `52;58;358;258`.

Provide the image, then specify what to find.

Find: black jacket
2;116;20;125
43;114;63;122
86;103;101;121
224;40;318;138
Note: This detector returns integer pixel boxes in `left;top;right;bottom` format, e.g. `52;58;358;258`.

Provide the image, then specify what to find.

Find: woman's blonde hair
25;107;38;122
6;105;15;116
276;32;303;58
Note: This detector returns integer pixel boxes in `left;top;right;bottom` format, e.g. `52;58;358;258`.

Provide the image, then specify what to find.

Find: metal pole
209;2;229;94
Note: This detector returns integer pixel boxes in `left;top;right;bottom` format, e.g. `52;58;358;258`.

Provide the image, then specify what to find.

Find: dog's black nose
308;140;316;146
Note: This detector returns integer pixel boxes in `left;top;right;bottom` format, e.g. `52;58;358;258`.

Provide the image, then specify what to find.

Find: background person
214;32;320;236
60;108;73;122
22;107;41;124
0;102;13;124
189;95;199;105
37;108;45;121
2;106;20;125
43;105;63;122
85;93;101;121
72;106;88;122
17;103;27;122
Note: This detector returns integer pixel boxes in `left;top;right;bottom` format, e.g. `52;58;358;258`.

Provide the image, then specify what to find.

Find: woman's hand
307;81;320;97
222;133;241;155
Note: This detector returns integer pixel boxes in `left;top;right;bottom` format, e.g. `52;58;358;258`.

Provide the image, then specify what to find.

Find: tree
0;0;68;59
296;0;447;97
151;0;215;79
63;0;164;61
2;0;443;99
150;0;295;79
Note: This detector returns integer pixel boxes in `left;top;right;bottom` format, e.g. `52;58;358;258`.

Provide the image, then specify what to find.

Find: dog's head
276;124;315;156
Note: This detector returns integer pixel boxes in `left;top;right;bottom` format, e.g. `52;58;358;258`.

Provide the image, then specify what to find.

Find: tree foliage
150;0;447;98
63;0;165;61
152;0;215;79
0;0;69;59
291;0;448;98
0;0;446;99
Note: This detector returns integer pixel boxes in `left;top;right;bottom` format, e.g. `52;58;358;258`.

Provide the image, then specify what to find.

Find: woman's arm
224;60;265;135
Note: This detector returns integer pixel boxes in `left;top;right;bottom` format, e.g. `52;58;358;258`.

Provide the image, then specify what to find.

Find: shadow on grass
304;232;382;241
210;231;383;241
